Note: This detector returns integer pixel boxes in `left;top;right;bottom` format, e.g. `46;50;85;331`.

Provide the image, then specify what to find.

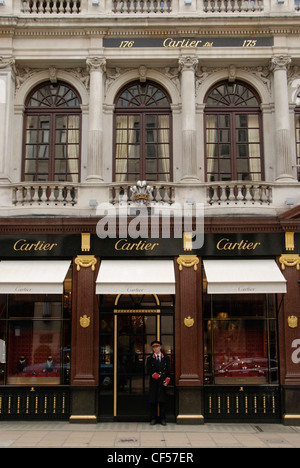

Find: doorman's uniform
146;352;171;423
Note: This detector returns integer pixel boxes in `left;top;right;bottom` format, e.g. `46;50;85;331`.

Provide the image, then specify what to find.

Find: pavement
0;420;300;449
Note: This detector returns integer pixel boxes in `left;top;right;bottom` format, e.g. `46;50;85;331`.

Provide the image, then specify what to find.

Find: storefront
0;211;299;424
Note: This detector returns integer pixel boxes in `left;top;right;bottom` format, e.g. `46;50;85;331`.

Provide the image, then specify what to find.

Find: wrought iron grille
0;387;70;420
204;386;281;421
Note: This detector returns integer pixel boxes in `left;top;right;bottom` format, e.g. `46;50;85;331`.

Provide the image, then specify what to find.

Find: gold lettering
13;239;26;251
13;239;58;252
115;239;159;251
216;238;261;251
163;37;202;48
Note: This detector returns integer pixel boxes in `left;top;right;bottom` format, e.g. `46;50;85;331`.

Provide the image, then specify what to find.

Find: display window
0;267;72;385
203;291;279;385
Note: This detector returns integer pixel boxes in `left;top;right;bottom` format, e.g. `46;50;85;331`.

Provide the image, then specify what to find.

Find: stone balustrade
6;180;300;216
109;182;175;205
207;182;273;206
16;0;300;15
13;183;78;206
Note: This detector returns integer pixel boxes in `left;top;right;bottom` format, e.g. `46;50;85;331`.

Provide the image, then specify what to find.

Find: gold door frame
113;294;161;418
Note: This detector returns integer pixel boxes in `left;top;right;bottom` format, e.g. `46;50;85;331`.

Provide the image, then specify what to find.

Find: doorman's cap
151;340;162;346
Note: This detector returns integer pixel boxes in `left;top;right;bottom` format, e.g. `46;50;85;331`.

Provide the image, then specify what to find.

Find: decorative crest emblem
288;315;298;328
130;180;153;206
184;316;194;328
80;314;90;328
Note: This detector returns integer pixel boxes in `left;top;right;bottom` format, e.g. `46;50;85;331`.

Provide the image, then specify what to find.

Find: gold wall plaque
177;255;199;271
184;316;194;327
288;315;298;328
75;255;97;271
80;314;90;328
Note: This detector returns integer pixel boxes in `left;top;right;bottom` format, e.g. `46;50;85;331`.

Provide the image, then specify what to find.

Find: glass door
99;294;174;421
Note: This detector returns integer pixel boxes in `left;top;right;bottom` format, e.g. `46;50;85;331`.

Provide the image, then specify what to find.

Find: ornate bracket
279;254;300;270
177;255;199;271
75;255;97;271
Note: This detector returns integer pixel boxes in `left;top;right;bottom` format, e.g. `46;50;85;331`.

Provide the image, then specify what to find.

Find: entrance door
98;294;174;421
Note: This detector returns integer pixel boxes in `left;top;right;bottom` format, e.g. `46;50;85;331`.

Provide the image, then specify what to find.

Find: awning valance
0;260;71;294
96;260;175;294
203;259;287;294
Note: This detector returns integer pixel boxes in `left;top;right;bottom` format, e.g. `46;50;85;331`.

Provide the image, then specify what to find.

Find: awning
96;260;175;294
203;259;287;294
0;260;71;294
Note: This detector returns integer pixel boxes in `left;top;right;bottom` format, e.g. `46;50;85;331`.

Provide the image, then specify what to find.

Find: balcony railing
207;182;273;205
112;0;172;13
4;180;290;213
109;182;175;205
22;0;81;13
17;0;300;15
13;183;78;206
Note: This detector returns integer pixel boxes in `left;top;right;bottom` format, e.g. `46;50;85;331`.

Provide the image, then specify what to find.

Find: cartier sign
103;37;274;49
0;232;292;258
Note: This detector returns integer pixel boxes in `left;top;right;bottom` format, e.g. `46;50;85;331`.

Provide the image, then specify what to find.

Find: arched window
22;81;81;182
204;81;264;182
114;81;172;182
295;90;300;182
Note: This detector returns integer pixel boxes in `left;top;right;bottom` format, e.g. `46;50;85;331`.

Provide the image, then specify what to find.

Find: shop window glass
203;290;278;385
0;267;72;385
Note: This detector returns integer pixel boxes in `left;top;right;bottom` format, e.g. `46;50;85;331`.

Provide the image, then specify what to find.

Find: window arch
204;80;264;182
22;81;81;182
113;81;172;182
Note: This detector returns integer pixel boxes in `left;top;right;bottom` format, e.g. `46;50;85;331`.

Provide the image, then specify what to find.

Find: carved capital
86;57;106;73
0;56;15;71
270;56;291;72
178;56;199;72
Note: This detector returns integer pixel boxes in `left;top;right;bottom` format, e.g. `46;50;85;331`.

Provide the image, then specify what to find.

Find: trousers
150;402;166;420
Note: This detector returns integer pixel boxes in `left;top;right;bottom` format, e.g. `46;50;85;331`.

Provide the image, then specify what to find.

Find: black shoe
150;419;156;425
160;419;166;426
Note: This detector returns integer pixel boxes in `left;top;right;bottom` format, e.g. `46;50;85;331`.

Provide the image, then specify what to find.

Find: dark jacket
146;353;171;403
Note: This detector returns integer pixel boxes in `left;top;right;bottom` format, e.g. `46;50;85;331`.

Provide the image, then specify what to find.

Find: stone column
271;56;296;181
179;56;199;181
86;57;106;182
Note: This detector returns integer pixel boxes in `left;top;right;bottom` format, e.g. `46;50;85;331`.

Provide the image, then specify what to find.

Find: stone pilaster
86;57;106;182
179;56;199;181
271;56;296;181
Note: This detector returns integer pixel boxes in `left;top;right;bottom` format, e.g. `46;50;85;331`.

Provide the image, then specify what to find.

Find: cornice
1;16;300;38
0;215;286;234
